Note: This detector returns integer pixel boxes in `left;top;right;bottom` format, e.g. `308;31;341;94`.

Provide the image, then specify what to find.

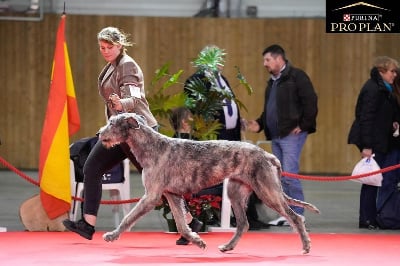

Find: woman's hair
97;27;133;53
373;56;399;73
169;107;193;132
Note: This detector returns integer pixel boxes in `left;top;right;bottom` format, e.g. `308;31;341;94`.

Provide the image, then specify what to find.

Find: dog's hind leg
103;192;162;242
218;180;252;252
281;200;312;254
281;194;320;254
278;203;311;254
250;162;313;254
164;193;206;249
256;189;312;254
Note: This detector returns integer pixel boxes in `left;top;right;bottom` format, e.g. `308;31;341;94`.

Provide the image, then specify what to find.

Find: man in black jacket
246;44;318;226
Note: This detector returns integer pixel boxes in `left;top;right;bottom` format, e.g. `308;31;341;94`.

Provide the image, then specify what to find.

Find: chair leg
70;184;83;221
109;190;120;228
118;186;131;231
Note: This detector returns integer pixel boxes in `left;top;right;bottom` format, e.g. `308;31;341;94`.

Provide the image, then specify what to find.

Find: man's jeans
271;131;308;215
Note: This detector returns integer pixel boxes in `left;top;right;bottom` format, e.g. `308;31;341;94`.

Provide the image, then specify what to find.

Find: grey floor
0;169;398;235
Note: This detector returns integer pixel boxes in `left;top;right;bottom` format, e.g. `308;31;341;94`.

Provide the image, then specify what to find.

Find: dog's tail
284;194;320;214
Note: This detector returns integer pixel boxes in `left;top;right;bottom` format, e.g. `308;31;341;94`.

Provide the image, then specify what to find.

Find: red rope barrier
2;154;400;205
283;163;400;181
0;155;139;205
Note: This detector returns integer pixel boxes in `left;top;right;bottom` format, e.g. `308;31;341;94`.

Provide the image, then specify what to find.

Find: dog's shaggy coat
99;113;320;254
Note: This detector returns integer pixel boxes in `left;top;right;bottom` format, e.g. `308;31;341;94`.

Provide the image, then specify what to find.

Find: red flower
155;194;222;225
184;194;222;222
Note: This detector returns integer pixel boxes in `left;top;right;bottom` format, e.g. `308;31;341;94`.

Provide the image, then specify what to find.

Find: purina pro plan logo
326;1;399;33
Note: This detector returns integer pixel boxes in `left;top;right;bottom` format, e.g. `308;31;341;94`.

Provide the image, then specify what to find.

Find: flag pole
38;7;80;220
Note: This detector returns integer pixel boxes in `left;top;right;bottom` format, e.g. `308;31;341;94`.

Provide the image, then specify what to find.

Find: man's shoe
176;236;190;245
175;219;204;246
268;216;288;226
63;219;95;240
271;215;305;227
249;219;270;230
189;218;203;233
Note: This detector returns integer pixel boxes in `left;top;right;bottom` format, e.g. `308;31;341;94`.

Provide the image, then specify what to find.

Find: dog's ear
132;113;147;126
123;113;142;129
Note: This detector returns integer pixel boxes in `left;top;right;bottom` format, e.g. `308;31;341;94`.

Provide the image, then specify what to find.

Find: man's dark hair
262;44;286;60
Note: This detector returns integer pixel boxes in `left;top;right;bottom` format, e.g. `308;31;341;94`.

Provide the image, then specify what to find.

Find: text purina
349;14;381;21
330;22;395;32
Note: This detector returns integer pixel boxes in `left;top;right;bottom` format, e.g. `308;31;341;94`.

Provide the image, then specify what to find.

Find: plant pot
199;218;208;232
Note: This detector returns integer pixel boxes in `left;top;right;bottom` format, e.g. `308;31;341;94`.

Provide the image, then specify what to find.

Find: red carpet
0;232;399;265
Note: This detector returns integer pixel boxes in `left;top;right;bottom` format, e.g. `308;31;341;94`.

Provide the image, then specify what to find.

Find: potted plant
184;194;222;231
155;194;222;232
147;46;253;139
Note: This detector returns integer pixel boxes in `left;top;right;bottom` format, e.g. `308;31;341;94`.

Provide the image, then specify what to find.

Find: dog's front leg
164;193;206;249
103;193;160;242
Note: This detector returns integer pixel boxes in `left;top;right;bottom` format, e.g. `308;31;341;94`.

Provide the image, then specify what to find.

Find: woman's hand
393;122;399;137
109;93;123;112
361;148;373;158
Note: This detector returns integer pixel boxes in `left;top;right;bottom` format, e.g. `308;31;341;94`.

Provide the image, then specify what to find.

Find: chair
209;140;272;232
69;159;131;228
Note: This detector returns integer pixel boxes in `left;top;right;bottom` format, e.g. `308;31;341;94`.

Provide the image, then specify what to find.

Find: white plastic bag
351;155;383;187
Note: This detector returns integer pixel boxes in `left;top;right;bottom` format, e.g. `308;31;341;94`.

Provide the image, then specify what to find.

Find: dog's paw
302;239;311;254
302;244;311;254
103;230;120;242
184;233;206;249
302;247;310;254
192;238;207;250
218;244;234;253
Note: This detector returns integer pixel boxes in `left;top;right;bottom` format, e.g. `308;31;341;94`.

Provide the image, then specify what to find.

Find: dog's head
98;113;147;148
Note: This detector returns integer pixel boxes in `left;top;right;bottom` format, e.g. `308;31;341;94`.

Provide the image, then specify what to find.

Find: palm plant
147;46;253;140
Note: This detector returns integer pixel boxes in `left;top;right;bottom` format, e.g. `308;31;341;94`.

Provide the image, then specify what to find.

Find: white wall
45;0;325;18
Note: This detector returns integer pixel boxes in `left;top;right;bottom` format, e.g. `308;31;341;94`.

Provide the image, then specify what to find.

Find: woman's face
99;40;122;63
380;64;398;85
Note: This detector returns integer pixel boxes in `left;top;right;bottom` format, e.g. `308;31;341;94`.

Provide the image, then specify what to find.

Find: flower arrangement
155;194;222;231
185;194;222;225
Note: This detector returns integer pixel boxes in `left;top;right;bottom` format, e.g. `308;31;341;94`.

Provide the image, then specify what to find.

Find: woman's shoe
63;219;95;240
359;221;379;230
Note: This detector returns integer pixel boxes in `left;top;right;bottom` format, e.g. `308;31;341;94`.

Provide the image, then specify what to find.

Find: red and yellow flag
39;14;80;219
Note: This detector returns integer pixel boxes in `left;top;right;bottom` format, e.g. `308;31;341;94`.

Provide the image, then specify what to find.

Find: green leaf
148;58;253;141
192;116;223;140
151;62;171;91
161;69;184;92
192;46;226;73
235;66;254;95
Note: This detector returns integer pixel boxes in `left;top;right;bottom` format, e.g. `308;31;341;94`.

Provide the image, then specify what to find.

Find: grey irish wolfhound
99;113;320;254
